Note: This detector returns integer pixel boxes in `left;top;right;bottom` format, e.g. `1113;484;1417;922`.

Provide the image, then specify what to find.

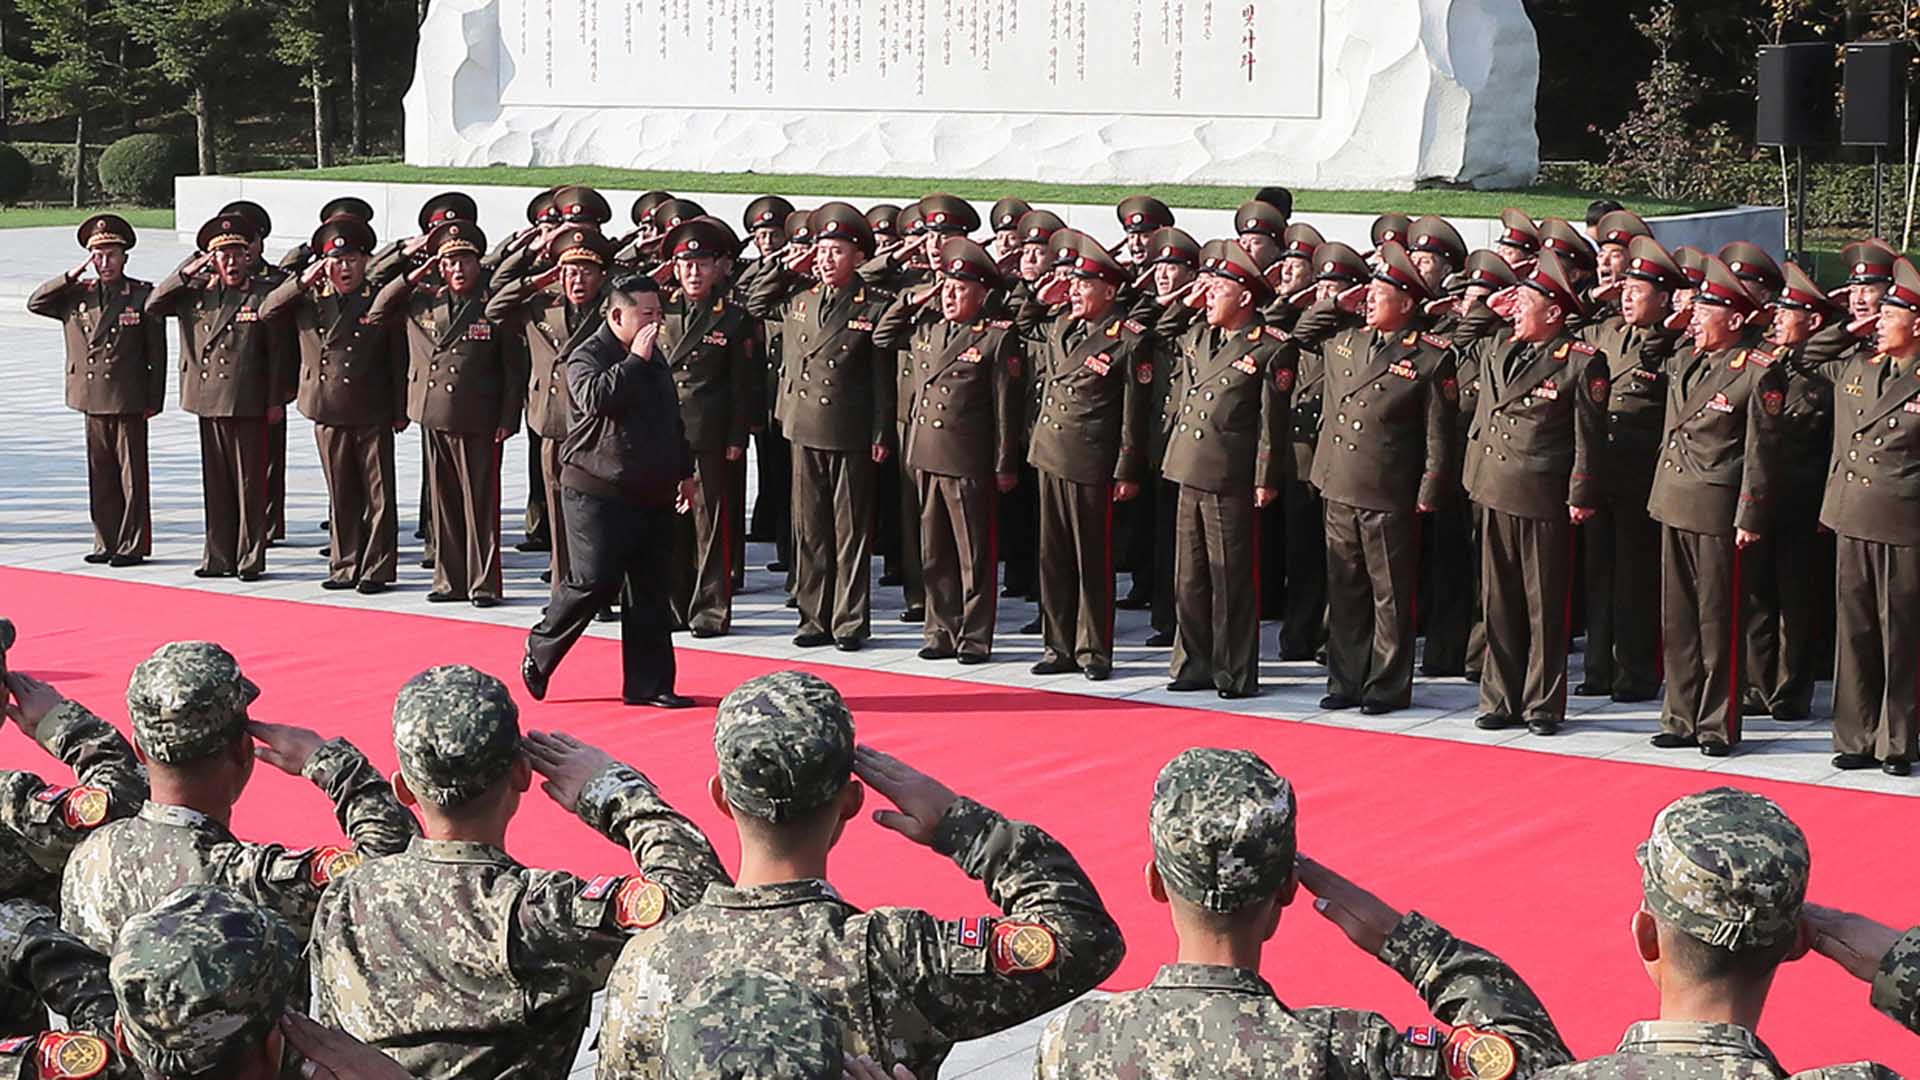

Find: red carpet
1;565;1913;1072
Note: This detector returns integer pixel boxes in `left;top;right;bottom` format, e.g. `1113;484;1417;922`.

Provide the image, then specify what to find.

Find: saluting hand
249;721;326;776
1334;283;1368;314
1296;855;1403;957
69;255;95;282
1036;271;1071;307
1803;903;1903;984
3;673;67;741
523;730;618;813
301;256;331;290
854;745;959;848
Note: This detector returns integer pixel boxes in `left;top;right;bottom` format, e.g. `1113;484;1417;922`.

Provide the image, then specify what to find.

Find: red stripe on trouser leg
1560;523;1577;714
1251;499;1262;606
1105;488;1115;648
491;441;504;595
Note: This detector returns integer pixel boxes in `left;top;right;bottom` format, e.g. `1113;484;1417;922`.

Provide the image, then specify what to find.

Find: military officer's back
596;670;1125;1079
1036;748;1570;1080
659;971;842;1080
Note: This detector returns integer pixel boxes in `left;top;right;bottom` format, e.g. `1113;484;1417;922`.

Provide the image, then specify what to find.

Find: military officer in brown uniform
147;214;291;581
735;195;797;571
218;200;297;544
1155;242;1291;699
1289;245;1458;714
1646;256;1788;756
259;216;407;593
1018;241;1155;680
371;219;527;607
746;203;898;650
1002;210;1070;611
275;195;374;271
1135;226;1202;647
28;214;167;568
655;217;755;637
1492;209;1541;270
1114;196;1175;269
486;225;617;595
875;238;1023;663
1824;256;1920;776
1719;241;1784;307
1458;253;1609;735
989;197;1031;260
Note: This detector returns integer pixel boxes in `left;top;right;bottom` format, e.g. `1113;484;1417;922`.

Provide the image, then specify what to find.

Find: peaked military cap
318;196;374;224
919;193;980;235
1623;236;1686;292
1464;249;1520;291
1016;209;1068;245
525;186;563;225
1313;241;1370;285
1049;228;1095;267
1200;238;1273;301
1150;749;1296;913
552;226;617;267
1841;239;1898;286
650;199;708;235
218;200;272;238
393;664;520;807
1776;261;1841;317
553;185;613;226
1595;209;1652;249
1881;256;1920;311
1145;226;1200;268
938;237;1001;287
1062;241;1128;285
311;216;377;258
126;641;257;763
1719;241;1784;293
660;971;840;1080
77;213;136;251
1116;195;1174;234
811;202;877;254
785;209;815;244
1695;255;1762;313
427;218;486;259
196;213;259;254
1374;241;1433;302
1235;200;1288;240
865;203;902;237
714;671;855;823
742;194;794;232
898;202;926;237
1369;212;1412;250
991;197;1033;233
417;191;478;233
665;216;739;261
1495;208;1540;254
1672;246;1711;288
1538;218;1596;272
1638;788;1809;952
1407;215;1467;265
1519;249;1583;313
113;886;301;1076
1281;222;1325;261
632;190;676;228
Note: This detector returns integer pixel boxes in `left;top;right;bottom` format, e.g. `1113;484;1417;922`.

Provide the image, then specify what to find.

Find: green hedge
97;133;194;205
12;141;103;202
1538;159;1912;231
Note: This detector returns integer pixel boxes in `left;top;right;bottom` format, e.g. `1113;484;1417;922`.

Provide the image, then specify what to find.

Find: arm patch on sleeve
613;875;667;930
1443;1024;1518;1080
990;920;1059;975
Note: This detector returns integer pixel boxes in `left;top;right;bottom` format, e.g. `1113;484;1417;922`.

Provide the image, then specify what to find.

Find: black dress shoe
1166;679;1211;692
1740;700;1770;717
1277;649;1318;662
627;692;695;709
595;607;619;623
956;652;990;665
1572;682;1608;697
426;590;462;603
899;607;925;623
521;654;548;701
1526;718;1561;736
1145;630;1175;647
237;570;262;582
1833;752;1878;770
319;547;332;557
918;645;956;660
1217;688;1257;700
419;558;436;570
1770;705;1810;722
539;570;552;584
1612;688;1659;703
471;596;499;609
1020;617;1043;635
1649;732;1696;749
834;637;864;652
1474;713;1518;730
1464;670;1482;684
879;571;902;587
1699;740;1732;758
108;554;143;567
1030;658;1078;675
84;552;111;564
321;579;356;591
767;560;790;573
784;596;799;609
1319;694;1358;710
412;526;425;539
194;567;235;579
794;631;834;648
1359;701;1396;716
1884;759;1913;777
1083;662;1112;681
1116;592;1150;610
515;538;551;553
690;626;724;639
356;581;387;595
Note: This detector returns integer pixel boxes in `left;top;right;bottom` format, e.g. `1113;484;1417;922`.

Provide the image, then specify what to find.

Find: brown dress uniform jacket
369;277;527;435
485;277;605;442
1820;351;1920;546
259;276;406;427
1016;298;1155;486
1158;315;1292;495
874;299;1024;480
659;291;756;454
1579;316;1680;505
1462;332;1610;519
1646;344;1787;537
147;264;291;418
29;276;167;415
745;268;897;453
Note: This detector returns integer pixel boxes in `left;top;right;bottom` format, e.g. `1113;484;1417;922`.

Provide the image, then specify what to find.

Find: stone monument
404;0;1540;190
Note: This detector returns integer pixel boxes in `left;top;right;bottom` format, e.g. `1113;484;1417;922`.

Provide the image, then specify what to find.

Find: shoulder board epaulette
1420;332;1451;350
1124;318;1148;334
1749;347;1776;367
1569;341;1598;356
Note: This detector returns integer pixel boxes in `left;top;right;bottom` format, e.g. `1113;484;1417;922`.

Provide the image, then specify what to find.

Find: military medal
1707;393;1733;414
1084;352;1112;376
959;347;983;364
1535;380;1559;401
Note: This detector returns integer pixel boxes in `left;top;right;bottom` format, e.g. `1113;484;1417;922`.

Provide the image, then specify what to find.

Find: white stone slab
400;0;1542;190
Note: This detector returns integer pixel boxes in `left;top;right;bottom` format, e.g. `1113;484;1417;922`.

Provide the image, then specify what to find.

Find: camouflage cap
714;671;854;824
661;971;841;1080
1637;787;1809;952
392;664;521;807
1150;748;1297;912
111;885;300;1076
126;642;257;764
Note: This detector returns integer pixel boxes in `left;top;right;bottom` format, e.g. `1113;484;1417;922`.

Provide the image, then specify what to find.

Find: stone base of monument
177;176;1789;263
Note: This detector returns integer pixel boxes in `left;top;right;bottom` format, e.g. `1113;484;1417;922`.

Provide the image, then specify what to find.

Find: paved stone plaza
0;224;1907;1078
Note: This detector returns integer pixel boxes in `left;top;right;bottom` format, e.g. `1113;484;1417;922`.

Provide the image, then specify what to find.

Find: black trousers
526;487;677;701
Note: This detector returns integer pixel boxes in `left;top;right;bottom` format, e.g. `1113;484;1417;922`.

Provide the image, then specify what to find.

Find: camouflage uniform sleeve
1033;1008;1073;1080
301;737;419;857
0;899;115;1034
35;702;145;822
574;762;729;912
867;797;1126;1045
1869;926;1920;1034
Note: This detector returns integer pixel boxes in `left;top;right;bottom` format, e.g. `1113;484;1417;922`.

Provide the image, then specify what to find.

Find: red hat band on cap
1376;261;1426;298
1500;228;1536;249
1779;285;1826;310
1696;278;1754;312
1205;257;1260;290
1887;280;1920;309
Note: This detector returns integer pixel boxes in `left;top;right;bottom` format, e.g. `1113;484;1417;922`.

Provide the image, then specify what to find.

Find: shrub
0;145;33;204
97;133;193;206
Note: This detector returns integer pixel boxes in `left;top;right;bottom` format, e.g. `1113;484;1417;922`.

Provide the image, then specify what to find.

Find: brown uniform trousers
1019;299;1154;671
874;265;934;616
877;297;1024;659
1821;350;1920;765
1461;331;1610;726
1275;320;1334;662
1159;312;1291;696
260;276;408;587
747;269;897;642
1422;328;1484;678
28;274;167;561
1295;303;1455;710
369;276;527;601
1646;342;1787;749
660;291;754;634
1575;316;1675;699
147;262;292;578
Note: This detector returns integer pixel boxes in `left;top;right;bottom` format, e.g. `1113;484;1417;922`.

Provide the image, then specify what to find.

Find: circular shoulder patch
1135;360;1154;385
62;787;109;830
615;876;667;930
1275;367;1296;392
1761;388;1785;416
1443;1025;1517;1080
38;1031;110;1080
309;845;363;888
1588;376;1609;405
990;920;1058;975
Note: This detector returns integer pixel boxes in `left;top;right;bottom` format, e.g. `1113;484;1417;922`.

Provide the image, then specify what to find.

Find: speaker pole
1795;147;1807;260
1875;146;1886;238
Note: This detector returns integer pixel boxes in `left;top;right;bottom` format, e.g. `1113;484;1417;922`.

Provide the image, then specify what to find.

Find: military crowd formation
27;185;1920;770
0;615;1916;1079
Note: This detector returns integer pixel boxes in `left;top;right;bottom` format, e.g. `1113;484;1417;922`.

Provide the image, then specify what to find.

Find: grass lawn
243;163;1728;220
0;206;173;230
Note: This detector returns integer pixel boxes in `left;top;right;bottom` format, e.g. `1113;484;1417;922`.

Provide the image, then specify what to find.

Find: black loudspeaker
1758;43;1831;147
1844;40;1908;148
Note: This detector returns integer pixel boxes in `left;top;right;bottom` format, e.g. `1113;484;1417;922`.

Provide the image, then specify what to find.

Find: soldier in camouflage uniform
311;664;728;1080
0;898;115;1040
660;970;842;1080
596;669;1126;1079
1534;789;1899;1080
1035;747;1570;1080
60;641;416;954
